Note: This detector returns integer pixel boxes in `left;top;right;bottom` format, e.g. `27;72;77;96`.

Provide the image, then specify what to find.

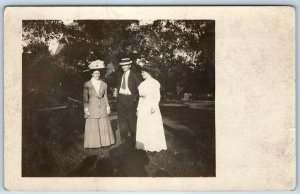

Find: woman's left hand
106;106;111;115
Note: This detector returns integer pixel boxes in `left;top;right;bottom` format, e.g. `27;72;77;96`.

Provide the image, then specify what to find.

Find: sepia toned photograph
22;19;215;177
4;6;295;191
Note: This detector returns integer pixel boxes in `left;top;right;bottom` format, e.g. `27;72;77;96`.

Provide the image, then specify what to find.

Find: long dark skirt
84;117;115;148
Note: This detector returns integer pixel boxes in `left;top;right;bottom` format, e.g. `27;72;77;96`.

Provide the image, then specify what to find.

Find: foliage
22;20;215;105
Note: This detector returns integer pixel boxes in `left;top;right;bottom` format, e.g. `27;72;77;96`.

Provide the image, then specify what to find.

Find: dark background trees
22;20;214;105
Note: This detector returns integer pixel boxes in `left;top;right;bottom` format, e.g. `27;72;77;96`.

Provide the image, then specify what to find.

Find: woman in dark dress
83;60;115;148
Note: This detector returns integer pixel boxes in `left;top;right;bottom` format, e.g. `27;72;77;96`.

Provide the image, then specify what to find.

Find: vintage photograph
5;6;295;191
22;19;215;177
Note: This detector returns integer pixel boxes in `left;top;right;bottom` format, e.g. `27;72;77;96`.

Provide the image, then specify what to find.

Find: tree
127;20;215;95
22;19;215;105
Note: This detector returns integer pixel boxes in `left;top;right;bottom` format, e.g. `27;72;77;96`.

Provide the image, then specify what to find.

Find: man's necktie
121;72;126;89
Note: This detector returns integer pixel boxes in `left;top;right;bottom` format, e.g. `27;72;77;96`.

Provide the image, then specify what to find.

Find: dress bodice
137;78;161;110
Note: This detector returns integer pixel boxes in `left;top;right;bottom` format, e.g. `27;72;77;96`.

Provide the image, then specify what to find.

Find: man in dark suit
114;58;142;144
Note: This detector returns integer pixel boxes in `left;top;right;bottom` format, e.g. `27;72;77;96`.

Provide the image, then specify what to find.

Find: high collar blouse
91;77;101;96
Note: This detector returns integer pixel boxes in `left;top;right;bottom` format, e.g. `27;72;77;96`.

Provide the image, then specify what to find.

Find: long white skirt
136;106;167;152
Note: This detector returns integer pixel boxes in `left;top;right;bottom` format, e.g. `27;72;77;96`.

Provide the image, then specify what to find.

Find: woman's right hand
84;108;90;118
151;108;156;114
139;94;146;99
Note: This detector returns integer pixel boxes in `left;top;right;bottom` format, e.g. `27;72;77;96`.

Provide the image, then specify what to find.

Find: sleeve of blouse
137;87;141;111
150;81;161;108
104;83;110;108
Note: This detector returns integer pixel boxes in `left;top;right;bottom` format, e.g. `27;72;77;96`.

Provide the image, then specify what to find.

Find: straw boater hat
119;58;132;66
83;60;106;72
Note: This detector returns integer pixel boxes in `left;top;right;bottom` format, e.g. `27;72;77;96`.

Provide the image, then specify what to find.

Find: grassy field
22;101;215;177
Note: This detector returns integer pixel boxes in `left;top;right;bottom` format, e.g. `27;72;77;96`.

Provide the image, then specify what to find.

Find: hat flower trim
88;60;105;69
136;58;148;67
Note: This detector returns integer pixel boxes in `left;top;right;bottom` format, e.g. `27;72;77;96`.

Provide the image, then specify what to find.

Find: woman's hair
140;61;160;80
90;69;107;76
143;69;160;80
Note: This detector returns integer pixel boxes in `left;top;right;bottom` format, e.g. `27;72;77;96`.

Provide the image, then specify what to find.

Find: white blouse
91;77;101;96
137;77;161;111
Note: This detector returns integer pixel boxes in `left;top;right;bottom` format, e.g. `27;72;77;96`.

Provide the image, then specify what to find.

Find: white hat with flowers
83;60;105;72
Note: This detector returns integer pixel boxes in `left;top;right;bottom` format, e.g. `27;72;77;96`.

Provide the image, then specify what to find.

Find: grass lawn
22;101;215;177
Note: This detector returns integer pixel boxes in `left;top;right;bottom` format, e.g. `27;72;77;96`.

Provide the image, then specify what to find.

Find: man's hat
119;58;132;66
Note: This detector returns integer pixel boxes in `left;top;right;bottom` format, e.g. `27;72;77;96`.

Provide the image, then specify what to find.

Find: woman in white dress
135;61;167;152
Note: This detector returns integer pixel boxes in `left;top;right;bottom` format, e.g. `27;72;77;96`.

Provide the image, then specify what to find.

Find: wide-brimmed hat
83;60;105;72
119;58;132;66
140;61;160;75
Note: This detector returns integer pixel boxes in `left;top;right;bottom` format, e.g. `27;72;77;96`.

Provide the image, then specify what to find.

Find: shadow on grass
68;142;150;177
22;102;215;177
161;105;215;177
